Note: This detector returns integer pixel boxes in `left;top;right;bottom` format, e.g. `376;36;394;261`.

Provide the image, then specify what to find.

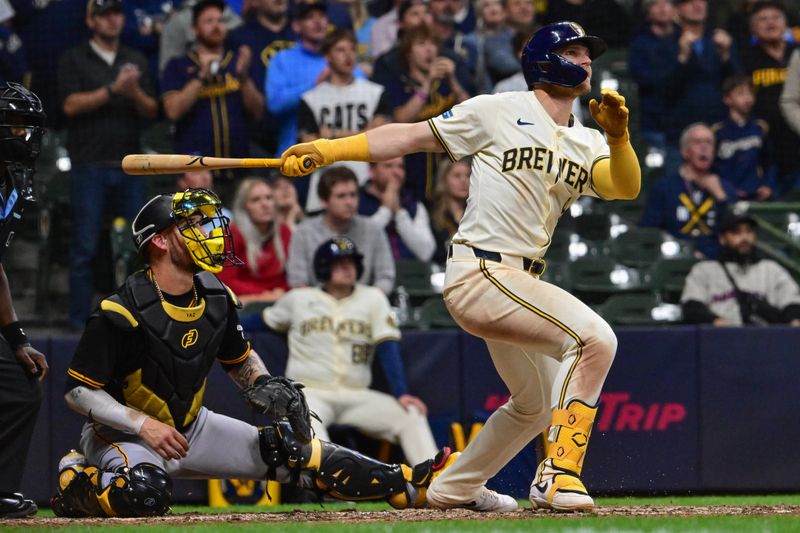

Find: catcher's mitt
241;375;315;443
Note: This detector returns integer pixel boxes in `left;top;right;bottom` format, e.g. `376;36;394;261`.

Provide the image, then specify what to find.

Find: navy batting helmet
313;237;364;282
521;22;607;88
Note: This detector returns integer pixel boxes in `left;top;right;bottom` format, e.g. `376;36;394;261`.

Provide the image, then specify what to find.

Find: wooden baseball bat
121;154;312;175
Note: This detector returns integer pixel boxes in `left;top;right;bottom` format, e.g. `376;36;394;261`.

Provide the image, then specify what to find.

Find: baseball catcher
52;188;455;517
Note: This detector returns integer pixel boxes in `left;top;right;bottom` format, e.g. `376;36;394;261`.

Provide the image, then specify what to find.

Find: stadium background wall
20;326;800;504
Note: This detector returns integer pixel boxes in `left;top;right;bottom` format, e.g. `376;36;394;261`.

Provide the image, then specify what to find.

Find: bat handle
301;156;313;170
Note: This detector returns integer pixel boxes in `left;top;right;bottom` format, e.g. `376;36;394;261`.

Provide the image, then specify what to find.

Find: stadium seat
539;260;571;291
395;259;438;300
599;293;682;326
417;297;457;329
647;257;698;303
574;212;612;242
608;227;689;268
567;256;644;304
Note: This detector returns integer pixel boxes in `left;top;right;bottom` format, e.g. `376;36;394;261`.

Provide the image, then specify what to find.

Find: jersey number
351;344;371;365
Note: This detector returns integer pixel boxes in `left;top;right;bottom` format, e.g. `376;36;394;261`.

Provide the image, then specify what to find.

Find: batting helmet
313;237;364;282
521;21;607;88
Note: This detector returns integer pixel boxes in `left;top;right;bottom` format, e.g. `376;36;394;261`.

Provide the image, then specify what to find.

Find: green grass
12;495;800;532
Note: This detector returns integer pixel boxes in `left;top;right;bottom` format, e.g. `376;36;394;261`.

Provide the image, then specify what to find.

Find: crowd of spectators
0;0;799;326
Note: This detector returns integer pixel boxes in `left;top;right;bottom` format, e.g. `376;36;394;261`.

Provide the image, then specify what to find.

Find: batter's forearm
591;139;641;200
65;386;148;434
365;122;444;161
227;351;270;388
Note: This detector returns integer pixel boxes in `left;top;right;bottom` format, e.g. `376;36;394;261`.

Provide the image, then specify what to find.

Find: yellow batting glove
589;89;629;142
279;139;336;177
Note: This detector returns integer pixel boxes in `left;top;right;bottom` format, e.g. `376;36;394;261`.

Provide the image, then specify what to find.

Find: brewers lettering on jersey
279;21;642;513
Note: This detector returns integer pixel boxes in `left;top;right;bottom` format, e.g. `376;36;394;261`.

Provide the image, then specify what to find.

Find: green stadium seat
417;297;457;329
395;259;438;299
599;293;682;326
647;257;698;303
539;260;571;291
567;256;644;304
608;227;689;268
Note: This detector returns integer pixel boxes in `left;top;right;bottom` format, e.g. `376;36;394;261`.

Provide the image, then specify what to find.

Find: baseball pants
0;341;43;493
428;246;617;503
303;386;438;465
79;407;287;489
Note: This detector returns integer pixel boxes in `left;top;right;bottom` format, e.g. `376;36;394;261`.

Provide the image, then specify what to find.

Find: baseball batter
279;22;641;512
51;189;453;517
251;237;438;464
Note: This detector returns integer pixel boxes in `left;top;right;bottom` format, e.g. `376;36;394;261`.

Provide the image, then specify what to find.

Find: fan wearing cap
279;21;641;512
681;211;800;326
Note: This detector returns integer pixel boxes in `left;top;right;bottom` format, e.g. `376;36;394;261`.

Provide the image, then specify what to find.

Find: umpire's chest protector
106;271;229;431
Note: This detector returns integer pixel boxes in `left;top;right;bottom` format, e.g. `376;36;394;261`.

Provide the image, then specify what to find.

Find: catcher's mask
132;188;241;273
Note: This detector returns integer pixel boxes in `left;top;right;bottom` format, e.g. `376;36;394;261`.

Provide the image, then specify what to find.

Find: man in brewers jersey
250;237;438;464
278;21;641;512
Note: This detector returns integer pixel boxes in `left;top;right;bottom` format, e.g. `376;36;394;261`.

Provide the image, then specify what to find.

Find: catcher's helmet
521;21;607;88
0;82;45;165
131;188;241;273
313;237;364;282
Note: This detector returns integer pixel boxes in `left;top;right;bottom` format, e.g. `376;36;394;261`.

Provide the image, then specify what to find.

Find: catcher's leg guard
52;460;172;518
259;421;451;509
530;400;597;512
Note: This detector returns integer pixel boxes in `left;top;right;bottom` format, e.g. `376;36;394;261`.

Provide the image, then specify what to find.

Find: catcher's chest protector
104;271;230;431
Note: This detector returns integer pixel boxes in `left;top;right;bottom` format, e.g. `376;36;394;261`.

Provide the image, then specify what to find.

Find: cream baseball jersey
262;285;401;389
428;91;610;258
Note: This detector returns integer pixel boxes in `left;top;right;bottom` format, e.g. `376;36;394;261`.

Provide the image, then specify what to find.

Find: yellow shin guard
547;401;597;475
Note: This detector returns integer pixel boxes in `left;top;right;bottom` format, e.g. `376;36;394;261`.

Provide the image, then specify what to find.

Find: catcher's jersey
263;285;400;389
428;91;609;258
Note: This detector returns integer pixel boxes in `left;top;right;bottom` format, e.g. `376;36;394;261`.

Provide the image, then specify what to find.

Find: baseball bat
121;154;313;175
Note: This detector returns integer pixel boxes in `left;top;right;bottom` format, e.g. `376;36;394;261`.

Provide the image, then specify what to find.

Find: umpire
0;82;49;518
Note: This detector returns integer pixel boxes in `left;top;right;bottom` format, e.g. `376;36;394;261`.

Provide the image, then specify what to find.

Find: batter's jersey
428;91;609;258
263;285;400;390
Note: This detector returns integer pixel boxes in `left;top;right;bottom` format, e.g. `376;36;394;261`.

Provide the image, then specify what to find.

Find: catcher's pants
80;407;286;489
0;341;42;493
427;249;616;503
303;386;438;465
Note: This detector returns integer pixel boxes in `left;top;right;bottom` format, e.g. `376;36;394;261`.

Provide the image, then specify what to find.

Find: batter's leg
335;388;438;464
426;340;557;511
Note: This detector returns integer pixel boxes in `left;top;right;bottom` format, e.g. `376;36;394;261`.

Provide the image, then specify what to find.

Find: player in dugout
51;188;455;518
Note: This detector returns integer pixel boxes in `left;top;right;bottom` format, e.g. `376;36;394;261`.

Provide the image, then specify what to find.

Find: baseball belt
448;243;547;276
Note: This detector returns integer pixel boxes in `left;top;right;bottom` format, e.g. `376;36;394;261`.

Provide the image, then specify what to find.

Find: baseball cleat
529;459;594;512
427;486;518;512
0;492;37;518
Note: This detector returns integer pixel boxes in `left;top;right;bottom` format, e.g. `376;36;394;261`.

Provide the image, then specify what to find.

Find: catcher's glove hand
241;375;316;443
589;89;629;140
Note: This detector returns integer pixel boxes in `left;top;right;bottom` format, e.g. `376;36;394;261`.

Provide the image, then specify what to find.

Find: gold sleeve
590;136;641;200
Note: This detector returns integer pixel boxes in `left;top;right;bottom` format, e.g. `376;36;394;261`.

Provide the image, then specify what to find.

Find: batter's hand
398;394;428;416
280;139;335;177
139;418;190;460
589;89;629;140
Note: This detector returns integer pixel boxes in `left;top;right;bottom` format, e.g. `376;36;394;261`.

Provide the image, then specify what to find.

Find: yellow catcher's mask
172;188;241;273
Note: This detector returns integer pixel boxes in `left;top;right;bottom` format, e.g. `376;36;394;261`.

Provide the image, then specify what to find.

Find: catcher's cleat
426;486;518;512
528;459;594;511
399;447;460;508
529;400;598;512
0;492;37;518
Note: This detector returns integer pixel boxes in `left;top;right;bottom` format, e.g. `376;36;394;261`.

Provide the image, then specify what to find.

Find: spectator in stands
297;28;392;209
739;0;800;195
681;211;800;326
492;31;527;93
267;2;366;154
59;0;157;330
467;0;518;92
158;0;241;73
227;0;297;155
543;0;630;47
176;169;233;220
272;174;305;229
385;25;470;201
286;166;395;294
503;0;535;36
297;0;354;30
121;0;174;90
0;4;30;85
428;0;477;74
430;157;470;265
713;74;776;200
662;0;739;172
359;157;436;261
370;0;404;59
640;123;737;259
628;0;678;152
335;0;376;61
161;0;264;167
218;177;291;304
